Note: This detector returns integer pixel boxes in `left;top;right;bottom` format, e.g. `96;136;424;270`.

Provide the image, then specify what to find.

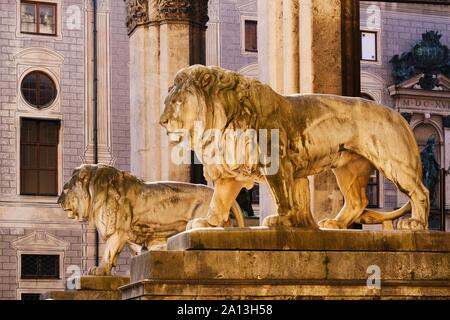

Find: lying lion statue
58;164;244;275
160;65;429;231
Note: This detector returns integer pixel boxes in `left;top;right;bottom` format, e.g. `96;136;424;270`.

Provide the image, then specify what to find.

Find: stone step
167;227;450;252
129;250;449;283
42;276;129;300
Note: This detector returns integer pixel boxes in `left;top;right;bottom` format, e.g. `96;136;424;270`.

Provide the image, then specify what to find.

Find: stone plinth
42;276;129;300
121;228;450;300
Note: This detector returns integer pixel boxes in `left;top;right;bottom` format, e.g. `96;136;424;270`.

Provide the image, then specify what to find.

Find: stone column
84;0;113;165
257;0;284;221
125;0;208;181
258;0;360;224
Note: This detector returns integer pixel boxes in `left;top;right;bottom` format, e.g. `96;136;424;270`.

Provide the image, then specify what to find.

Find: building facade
0;0;130;299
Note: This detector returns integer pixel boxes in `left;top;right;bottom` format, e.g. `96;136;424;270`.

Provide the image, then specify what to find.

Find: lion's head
160;65;272;182
58;165;95;221
160;65;267;142
58;165;122;226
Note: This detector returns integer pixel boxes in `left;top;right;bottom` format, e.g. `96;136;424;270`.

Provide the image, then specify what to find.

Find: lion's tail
230;201;246;227
355;201;411;225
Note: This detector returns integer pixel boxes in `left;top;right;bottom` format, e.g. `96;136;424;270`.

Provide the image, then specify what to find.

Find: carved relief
158;0;192;21
124;0;149;34
124;0;208;34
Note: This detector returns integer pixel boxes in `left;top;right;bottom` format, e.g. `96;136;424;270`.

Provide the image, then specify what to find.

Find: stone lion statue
58;164;244;275
160;65;429;231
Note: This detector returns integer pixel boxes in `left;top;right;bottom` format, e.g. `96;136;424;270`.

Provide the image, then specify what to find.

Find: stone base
42;276;129;300
121;228;450;300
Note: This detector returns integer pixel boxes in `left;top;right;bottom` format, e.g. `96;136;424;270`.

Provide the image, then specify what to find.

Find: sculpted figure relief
58;164;244;275
160;65;430;231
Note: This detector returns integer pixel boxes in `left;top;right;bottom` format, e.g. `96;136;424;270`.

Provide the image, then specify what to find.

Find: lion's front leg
187;178;244;230
88;233;127;276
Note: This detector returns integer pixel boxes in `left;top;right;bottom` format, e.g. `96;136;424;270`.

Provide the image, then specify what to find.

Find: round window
21;71;57;109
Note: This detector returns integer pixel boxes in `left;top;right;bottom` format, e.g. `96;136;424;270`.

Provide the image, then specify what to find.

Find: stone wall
110;0;131;172
207;0;258;72
0;227;82;300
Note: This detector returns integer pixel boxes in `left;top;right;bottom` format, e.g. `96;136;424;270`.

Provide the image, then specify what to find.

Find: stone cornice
124;0;209;35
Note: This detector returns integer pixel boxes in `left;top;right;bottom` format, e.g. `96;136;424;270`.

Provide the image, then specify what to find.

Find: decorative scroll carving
124;0;209;34
158;0;192;21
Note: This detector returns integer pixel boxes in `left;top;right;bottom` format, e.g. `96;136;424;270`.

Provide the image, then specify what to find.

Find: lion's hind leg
396;181;429;230
319;157;374;229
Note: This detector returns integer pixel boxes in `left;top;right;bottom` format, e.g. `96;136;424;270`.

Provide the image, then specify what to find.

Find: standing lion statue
160;65;429;231
58;164;244;275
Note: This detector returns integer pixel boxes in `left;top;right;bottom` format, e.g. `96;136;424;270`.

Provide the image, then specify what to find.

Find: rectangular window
20;118;60;196
21;254;60;279
20;1;57;36
367;171;380;208
361;31;377;61
244;20;258;53
21;293;42;300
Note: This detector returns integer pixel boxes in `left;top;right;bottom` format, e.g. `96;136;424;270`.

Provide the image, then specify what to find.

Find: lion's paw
186;218;215;230
397;218;427;231
318;219;347;230
262;215;294;228
88;265;111;276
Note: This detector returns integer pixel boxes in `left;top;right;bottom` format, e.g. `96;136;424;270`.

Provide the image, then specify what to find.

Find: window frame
240;16;258;55
20;0;57;36
361;30;378;62
20;254;60;280
367;171;381;208
21;70;57;109
20;118;60;196
244;20;258;53
21;293;42;300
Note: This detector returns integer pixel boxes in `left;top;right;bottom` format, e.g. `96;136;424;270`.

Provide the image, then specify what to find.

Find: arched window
414;123;441;165
360;92;375;101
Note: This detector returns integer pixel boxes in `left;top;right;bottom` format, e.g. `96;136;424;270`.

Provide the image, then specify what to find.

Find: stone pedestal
42;276;129;300
121;228;450;300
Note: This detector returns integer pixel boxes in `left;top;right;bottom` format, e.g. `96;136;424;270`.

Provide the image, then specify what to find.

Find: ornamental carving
158;0;192;21
124;0;149;34
124;0;208;34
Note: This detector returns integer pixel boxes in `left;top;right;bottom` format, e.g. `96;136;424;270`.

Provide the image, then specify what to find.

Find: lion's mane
174;65;281;182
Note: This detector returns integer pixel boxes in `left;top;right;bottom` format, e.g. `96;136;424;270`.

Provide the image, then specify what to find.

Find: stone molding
124;0;208;34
